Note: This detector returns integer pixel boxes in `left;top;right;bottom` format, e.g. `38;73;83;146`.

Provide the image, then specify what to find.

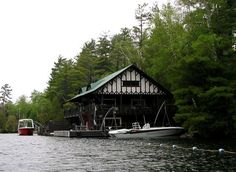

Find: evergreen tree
110;28;138;71
46;56;74;121
0;84;12;119
172;0;236;137
133;3;152;60
0;84;12;105
1;1;234;137
47;56;74;103
144;3;186;88
95;34;113;78
75;39;98;86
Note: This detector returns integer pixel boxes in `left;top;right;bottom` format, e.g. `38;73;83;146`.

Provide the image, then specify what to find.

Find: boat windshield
19;120;33;128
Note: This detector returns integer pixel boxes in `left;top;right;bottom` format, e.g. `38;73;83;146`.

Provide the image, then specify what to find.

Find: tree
95;34;113;78
46;56;75;103
110;28;138;71
5;115;17;133
45;56;76;121
0;84;12;118
75;39;98;86
133;3;151;52
0;111;6;132
144;3;186;88
172;0;236;137
0;84;12;104
16;95;31;119
30;90;56;124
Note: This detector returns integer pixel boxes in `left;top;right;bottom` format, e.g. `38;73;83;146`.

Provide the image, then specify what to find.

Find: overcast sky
0;0;171;102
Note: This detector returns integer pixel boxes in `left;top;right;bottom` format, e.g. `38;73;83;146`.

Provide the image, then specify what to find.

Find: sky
0;0;171;102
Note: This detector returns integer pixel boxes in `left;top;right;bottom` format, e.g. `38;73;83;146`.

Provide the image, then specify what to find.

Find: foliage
132;3;152;68
1;1;235;137
0;84;12;118
74;39;98;86
0;84;12;105
5;115;17;133
0;111;6;132
171;0;236;138
144;3;187;88
110;28;138;71
0;84;13;132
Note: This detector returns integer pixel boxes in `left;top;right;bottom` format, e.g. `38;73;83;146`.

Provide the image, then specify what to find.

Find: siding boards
97;69;165;95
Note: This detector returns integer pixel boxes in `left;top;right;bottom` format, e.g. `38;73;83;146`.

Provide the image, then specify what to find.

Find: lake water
0;134;235;171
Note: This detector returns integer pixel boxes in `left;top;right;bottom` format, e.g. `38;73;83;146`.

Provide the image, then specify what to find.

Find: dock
53;130;110;138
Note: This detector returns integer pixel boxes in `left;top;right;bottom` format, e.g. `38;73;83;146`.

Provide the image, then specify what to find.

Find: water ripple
0;134;235;171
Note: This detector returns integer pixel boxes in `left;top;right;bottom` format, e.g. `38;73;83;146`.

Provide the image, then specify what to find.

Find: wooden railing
64;105;157;119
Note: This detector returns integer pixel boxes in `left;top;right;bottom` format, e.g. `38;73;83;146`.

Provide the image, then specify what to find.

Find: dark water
0;134;235;171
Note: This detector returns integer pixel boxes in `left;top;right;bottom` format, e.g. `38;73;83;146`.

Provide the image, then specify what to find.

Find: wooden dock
53;130;110;138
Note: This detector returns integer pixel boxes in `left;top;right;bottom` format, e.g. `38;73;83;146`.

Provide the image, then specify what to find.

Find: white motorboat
108;122;185;139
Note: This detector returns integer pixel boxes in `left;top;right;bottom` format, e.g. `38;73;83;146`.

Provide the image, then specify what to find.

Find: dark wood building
65;64;174;130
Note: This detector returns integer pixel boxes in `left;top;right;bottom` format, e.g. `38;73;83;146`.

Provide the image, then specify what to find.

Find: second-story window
122;81;140;87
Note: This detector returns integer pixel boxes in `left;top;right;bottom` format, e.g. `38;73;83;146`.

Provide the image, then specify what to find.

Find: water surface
0;134;235;171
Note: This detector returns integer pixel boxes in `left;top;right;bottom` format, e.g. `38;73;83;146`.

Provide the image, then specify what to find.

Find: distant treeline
0;1;236;138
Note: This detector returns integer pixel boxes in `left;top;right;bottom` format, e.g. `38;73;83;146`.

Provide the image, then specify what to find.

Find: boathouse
65;64;174;130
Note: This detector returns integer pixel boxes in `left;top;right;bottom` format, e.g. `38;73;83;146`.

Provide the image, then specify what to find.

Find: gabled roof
68;65;132;102
68;64;172;102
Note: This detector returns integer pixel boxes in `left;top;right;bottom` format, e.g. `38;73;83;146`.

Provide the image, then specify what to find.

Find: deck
53;130;110;138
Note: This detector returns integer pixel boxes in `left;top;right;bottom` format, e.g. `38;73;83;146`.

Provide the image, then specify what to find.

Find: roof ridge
68;64;134;102
87;64;133;90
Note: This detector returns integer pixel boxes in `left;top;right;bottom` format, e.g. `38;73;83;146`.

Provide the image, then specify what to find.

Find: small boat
18;119;34;136
108;122;185;139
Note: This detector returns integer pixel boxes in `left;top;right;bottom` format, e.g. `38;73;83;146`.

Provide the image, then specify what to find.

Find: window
122;81;140;87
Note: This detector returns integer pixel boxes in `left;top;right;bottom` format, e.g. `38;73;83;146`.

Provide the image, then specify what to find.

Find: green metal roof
68;64;132;102
68;64;172;102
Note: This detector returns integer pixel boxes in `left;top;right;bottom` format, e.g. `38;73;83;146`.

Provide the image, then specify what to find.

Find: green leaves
5;115;17;133
200;86;234;114
1;1;235;137
110;28;137;70
191;34;219;58
175;112;209;136
144;3;186;88
168;0;236;137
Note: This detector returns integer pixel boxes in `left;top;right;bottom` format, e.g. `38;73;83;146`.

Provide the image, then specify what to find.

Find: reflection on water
0;134;235;171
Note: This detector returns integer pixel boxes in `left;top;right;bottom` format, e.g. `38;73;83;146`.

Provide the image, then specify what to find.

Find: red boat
18;119;34;135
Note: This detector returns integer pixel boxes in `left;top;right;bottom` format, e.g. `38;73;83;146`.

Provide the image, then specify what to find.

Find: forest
0;0;235;138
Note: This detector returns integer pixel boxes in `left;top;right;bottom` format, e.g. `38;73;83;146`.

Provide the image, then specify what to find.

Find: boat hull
109;127;185;139
18;128;34;136
18;119;34;136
